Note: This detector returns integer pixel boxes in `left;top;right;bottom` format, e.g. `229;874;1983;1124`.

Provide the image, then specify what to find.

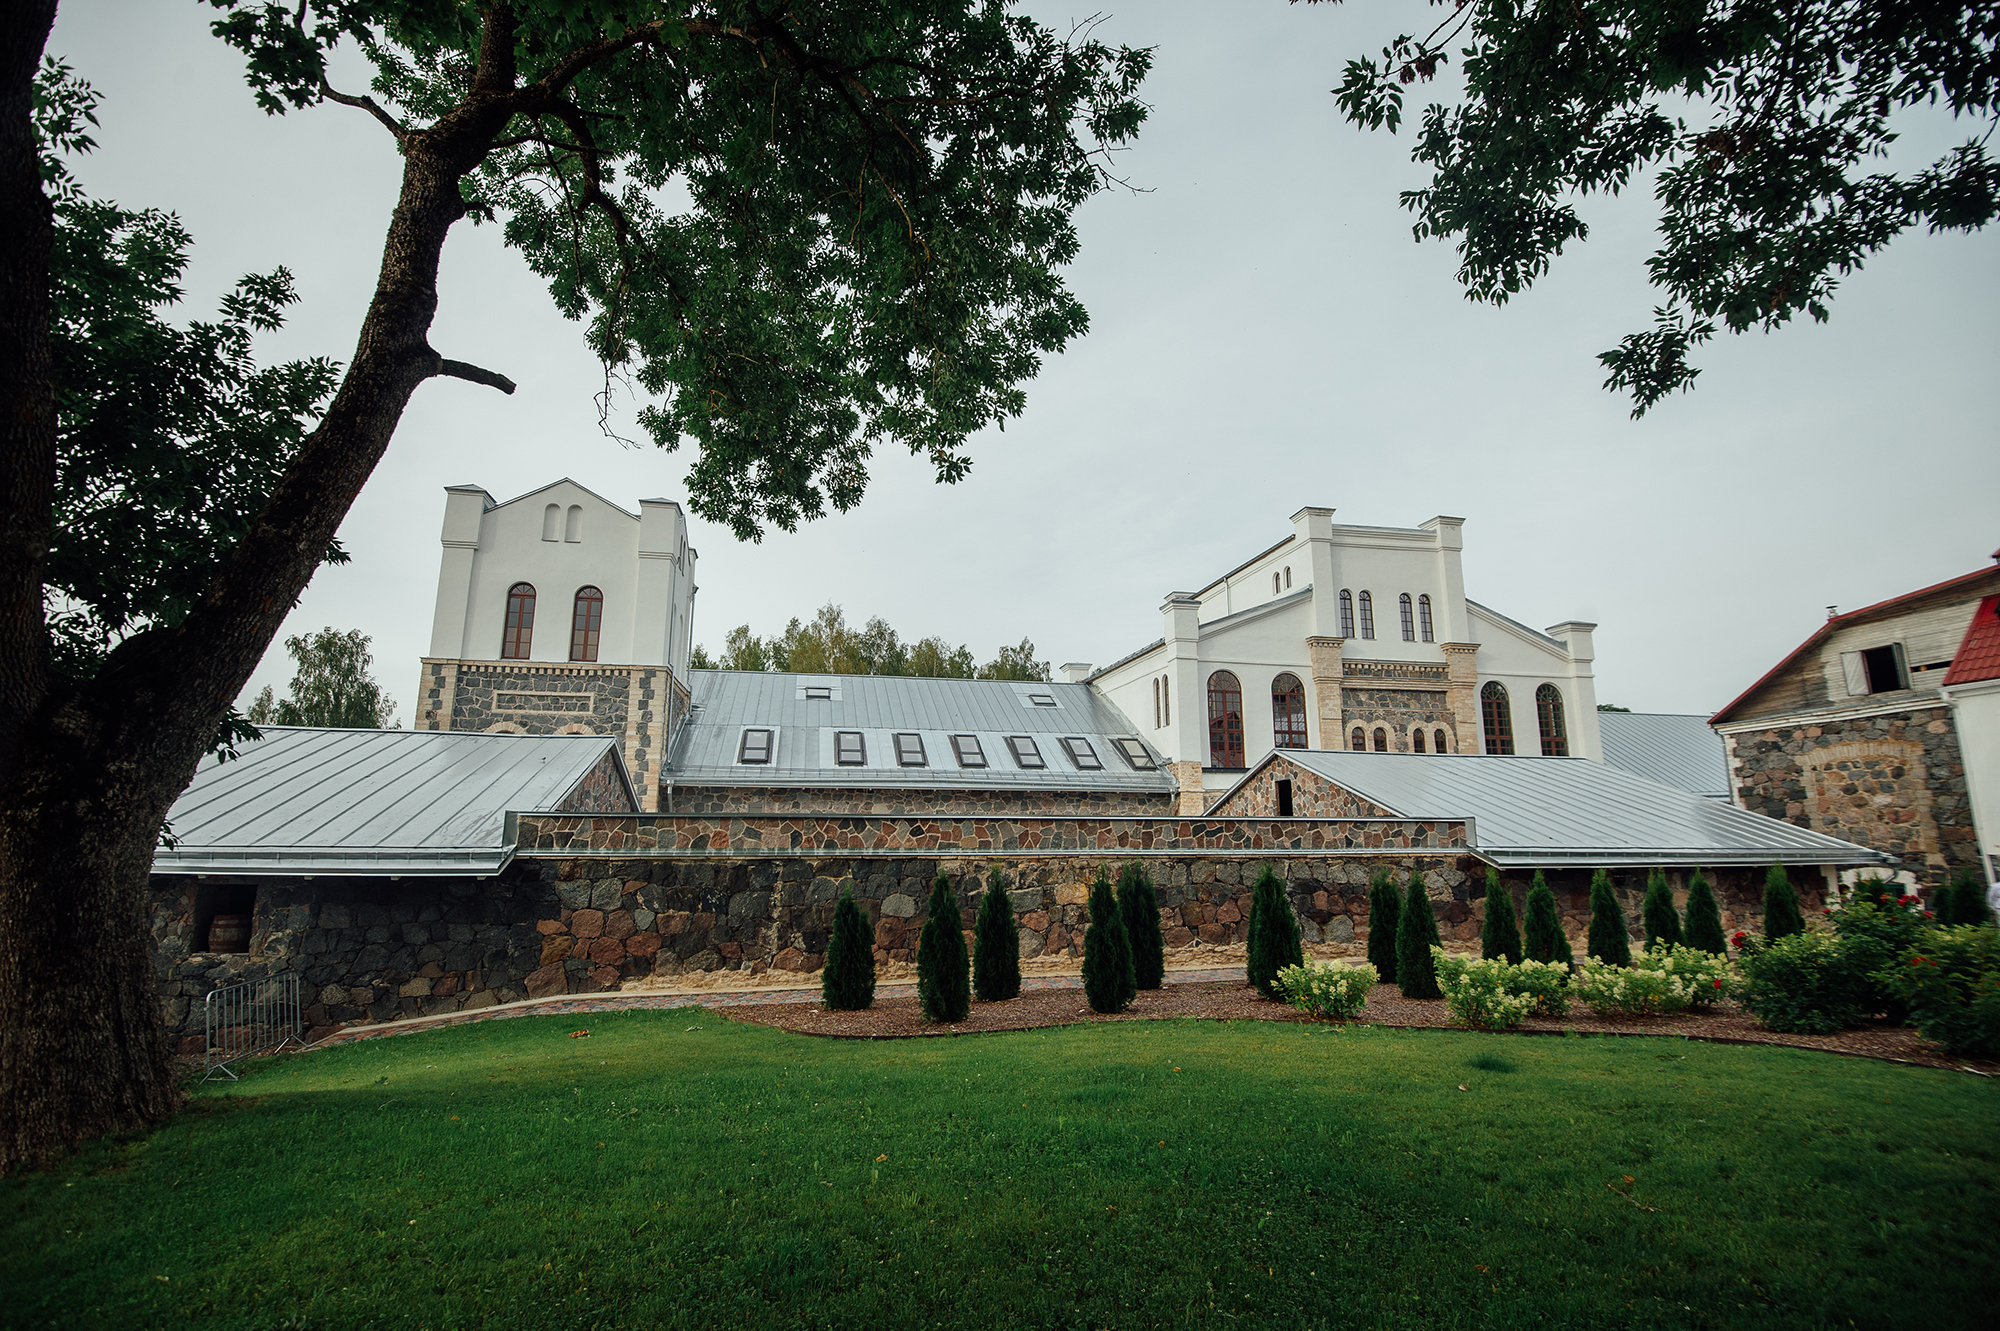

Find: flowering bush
1829;893;1934;1021
1635;943;1734;1009
1880;927;2000;1057
1573;957;1698;1017
1432;949;1470;991
1431;950;1537;1029
1507;959;1573;1017
1736;931;1865;1034
1273;960;1377;1020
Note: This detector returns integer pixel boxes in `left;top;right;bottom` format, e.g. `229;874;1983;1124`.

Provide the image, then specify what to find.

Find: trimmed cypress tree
1480;869;1522;964
1943;867;1992;926
1684;871;1727;955
1522;870;1572;967
821;886;876;1011
1395;870;1443;999
1586;868;1633;967
916;873;970;1023
1119;862;1166;990
1366;868;1401;984
973;866;1022;1002
1641;868;1684;950
1246;863;1304;999
1082;869;1137;1013
1762;863;1804;940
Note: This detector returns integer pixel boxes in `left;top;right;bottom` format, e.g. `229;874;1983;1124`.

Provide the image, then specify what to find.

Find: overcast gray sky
49;1;2000;725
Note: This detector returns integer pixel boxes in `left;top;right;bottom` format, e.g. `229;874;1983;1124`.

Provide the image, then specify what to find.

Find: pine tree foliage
1366;868;1401;984
1480;869;1522;964
1396;870;1443;1000
1943;867;1993;926
822;887;875;1011
1522;870;1572;967
973;867;1022;1002
1082;870;1137;1013
1246;863;1304;999
1763;864;1805;940
916;874;971;1023
1641;868;1684;950
1684;872;1728;955
1119;862;1166;990
1586;869;1633;967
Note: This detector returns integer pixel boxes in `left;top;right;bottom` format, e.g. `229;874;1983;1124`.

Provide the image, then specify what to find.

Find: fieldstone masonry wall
667;785;1175;818
1210;762;1398;819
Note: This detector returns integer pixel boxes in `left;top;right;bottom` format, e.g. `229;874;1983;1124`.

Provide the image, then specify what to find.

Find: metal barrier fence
202;973;303;1080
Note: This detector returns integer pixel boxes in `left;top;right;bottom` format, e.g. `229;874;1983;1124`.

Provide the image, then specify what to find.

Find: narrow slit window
1482;681;1515;755
950;734;987;768
569;586;603;662
1060;737;1103;770
1536;684;1569;757
1284;566;1292;589
1113;738;1156;770
1419;594;1434;642
737;728;773;764
1273;572;1282;594
1162;676;1170;724
1358;591;1375;639
893;733;927;767
502;582;536;659
1153;678;1161;729
834;731;867;766
1338;590;1355;638
1006;735;1045;769
1399;594;1415;641
1275;779;1294;818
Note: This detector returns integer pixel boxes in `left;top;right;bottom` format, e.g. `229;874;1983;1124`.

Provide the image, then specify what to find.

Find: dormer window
737;728;773;764
950;734;987;768
834;731;867;766
1027;693;1057;707
894;733;927;767
1006;736;1045;769
1060;737;1103;770
1113;738;1156;770
804;686;832;701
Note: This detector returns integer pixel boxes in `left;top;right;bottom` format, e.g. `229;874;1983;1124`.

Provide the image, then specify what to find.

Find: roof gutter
150;845;518;878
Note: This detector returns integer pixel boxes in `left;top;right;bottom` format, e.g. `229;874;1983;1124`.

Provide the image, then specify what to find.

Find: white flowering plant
1635;942;1734;1008
1508;959;1574;1017
1431;948;1539;1029
1574;956;1698;1017
1273;960;1377;1020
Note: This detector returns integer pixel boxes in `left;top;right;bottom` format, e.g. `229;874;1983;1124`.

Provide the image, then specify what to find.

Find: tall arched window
1537;684;1569;757
1338;590;1355;638
1207;671;1245;767
1412;728;1427;753
564;504;584;543
541;503;561;541
1351;726;1365;750
1372;727;1388;752
1358;591;1375;639
1481;681;1515;755
1271;673;1307;749
1152;678;1161;729
501;582;536;659
569;586;604;662
1435;727;1448;754
1418;594;1434;642
1399;593;1415;641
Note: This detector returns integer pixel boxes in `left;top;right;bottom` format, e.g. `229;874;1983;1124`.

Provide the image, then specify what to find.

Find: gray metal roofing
152;727;630;877
1251;750;1891;867
669;670;1175;792
1597;712;1732;800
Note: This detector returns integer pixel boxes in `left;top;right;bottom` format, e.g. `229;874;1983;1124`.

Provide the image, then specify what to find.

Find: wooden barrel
208;914;251;953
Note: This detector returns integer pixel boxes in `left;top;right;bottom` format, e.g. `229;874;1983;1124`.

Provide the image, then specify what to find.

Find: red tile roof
1944;594;2000;687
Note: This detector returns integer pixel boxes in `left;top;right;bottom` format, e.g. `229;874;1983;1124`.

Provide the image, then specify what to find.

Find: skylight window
894;733;927;767
834;731;866;766
737;728;773;764
1006;736;1045;769
1113;738;1156;770
1027;693;1057;707
1060;737;1103;770
804;686;832;701
950;734;987;768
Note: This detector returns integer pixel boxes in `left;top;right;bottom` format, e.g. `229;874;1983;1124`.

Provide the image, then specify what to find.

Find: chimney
1060;662;1095;684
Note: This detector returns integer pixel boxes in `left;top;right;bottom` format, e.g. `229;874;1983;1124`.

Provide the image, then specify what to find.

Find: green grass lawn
4;1012;1995;1331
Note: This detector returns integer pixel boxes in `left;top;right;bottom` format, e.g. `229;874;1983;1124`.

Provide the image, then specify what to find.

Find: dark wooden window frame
1482;681;1515;755
569;585;604;662
502;582;537;659
1536;684;1569;757
1358;591;1375;639
1271;672;1308;750
1207;670;1245;768
1418;594;1435;642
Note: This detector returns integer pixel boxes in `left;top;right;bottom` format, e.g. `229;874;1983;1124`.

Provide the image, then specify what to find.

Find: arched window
1358;591;1375;639
569;586;604;662
1399;594;1415;641
1537;683;1569;757
1271;673;1307;749
1207;671;1245;767
1273;572;1281;595
1481;681;1515;755
564;504;583;543
1418;594;1434;642
1372;727;1388;752
541;503;561;541
1152;677;1161;729
1412;728;1426;753
501;583;536;659
1338;590;1355;638
1351;726;1365;751
1284;566;1292;589
1435;727;1448;754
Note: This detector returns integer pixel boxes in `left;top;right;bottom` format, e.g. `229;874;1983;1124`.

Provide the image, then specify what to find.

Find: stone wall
558;748;640;813
666;784;1175;818
1459;865;1819;950
1722;706;1973;886
1208;762;1397;819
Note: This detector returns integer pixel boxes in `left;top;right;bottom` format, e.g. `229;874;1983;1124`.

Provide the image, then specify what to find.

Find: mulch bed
725;980;1997;1075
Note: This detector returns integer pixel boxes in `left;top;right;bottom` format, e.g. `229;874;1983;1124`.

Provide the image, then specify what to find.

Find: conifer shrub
1366;868;1401;984
916;873;970;1023
821;886;876;1011
1245;863;1304;999
1082;869;1137;1013
1522;871;1572;968
1480;869;1522;964
1683;872;1727;955
1119;862;1166;990
1641;868;1684;950
1762;863;1805;940
1942;867;1992;926
1395;870;1443;999
1586;869;1632;967
973;866;1022;1002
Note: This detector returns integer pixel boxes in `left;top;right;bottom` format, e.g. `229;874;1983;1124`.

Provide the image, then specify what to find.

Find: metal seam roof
1595;712;1732;800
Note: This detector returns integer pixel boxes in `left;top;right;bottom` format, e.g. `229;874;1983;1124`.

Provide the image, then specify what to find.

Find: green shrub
1082;869;1136;1014
1883;926;2000;1057
1522;871;1572;968
1506;958;1573;1017
1574;957;1697;1017
917;874;970;1023
1763;863;1804;939
1246;863;1303;999
1736;931;1864;1034
1433;949;1537;1029
1366;869;1401;984
1120;862;1166;990
1940;867;1993;927
973;867;1021;1002
1396;871;1443;1000
821;886;876;1011
1480;869;1522;965
1683;872;1727;956
1636;942;1733;1009
1585;869;1632;967
1641;868;1683;950
1273;961;1377;1020
1829;893;1931;1022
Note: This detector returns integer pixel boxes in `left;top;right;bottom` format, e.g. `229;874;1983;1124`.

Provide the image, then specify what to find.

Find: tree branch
319;78;406;142
435;356;516;394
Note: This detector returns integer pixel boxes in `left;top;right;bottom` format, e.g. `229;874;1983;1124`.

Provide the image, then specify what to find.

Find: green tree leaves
246;627;397;729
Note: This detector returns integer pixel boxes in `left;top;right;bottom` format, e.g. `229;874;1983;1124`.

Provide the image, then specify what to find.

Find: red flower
1923;911;1934;919
1713;978;1723;989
